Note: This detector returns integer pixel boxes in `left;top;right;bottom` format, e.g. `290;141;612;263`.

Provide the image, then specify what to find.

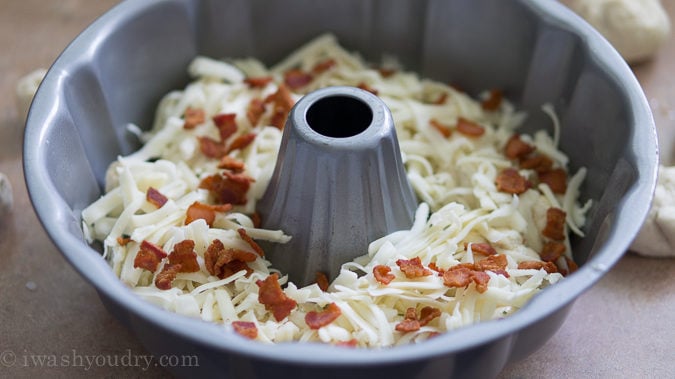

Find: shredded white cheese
81;34;590;347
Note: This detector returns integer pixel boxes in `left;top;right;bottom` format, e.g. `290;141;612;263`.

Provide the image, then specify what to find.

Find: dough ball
562;0;671;63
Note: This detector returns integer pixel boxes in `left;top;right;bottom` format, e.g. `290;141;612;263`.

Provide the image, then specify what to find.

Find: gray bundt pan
23;0;658;378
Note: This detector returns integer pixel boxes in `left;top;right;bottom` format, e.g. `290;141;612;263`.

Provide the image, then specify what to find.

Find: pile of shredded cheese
81;34;591;347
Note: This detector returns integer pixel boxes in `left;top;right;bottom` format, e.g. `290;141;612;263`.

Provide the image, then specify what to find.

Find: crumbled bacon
117;235;132;246
504;134;535;160
311;58;337;74
433;92;448;105
133;240;168;272
475;254;508;272
284;69;313;90
335;339;358;347
250;212;262;228
428;262;445;273
212;113;238;141
199;171;253;205
442;266;490;293
305;303;342;329
246;98;266;126
218;155;245;172
517;260;558;274
373;265;395;285
155;263;182;290
563;256;578;275
378;67;396;78
543;207;566;241
185;201;233;226
540;241;566;263
264;84;294;129
519;154;553;173
256;273;297;321
481;89;503;111
419;306;441;326
198;136;227;159
183;107;205;129
237;228;264;257
539;168;567;194
146;187;168;208
496;168;531;194
226;132;256;153
395;307;421;332
396;257;432;278
168;239;200;273
429;119;452;138
204;239;256;279
456;117;485;137
244;76;274;88
356;82;378;95
232;321;258;339
466;242;497;256
315;271;329;291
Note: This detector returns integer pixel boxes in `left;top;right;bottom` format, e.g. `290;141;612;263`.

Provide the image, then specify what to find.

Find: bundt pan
23;0;658;378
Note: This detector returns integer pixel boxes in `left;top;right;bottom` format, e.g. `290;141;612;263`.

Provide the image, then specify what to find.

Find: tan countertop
0;1;673;378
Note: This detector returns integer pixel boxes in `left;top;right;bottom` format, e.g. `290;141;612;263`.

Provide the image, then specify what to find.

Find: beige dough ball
562;0;671;63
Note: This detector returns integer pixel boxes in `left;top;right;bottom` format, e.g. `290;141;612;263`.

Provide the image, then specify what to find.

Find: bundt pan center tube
258;86;417;285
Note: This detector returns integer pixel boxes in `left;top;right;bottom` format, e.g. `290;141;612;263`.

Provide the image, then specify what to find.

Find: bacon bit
518;260;558;274
481;89;503;111
428;262;445;273
246;98;266;126
117;235;132;246
315;271;329;291
419;306;441;326
395;307;421;332
212;113;238;141
378;67;396;78
540;241;566;263
311;58;337;75
442;266;490;293
539;168;567;194
183;107;205;129
504;134;535;160
264;84;295;129
134;240;168;272
232;321;258;339
433;92;448;105
429;118;452;138
226;132;257;153
155;263;182;290
244;76;273;88
256;273;297;321
146;187;168;208
199;171;253;205
204;239;256;279
168;239;200;273
185;201;233;226
543;207;566;241
218;155;246;172
305;303;342;329
250;212;262;228
198;136;227;159
373;265;395;285
519;154;553;173
475;254;508;272
496;168;531;194
356;82;378;96
335;339;358;347
564;256;578;275
237;228;264;257
284;69;313;90
456;117;485;137
466;242;497;256
396;257;432;278
491;269;511;278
